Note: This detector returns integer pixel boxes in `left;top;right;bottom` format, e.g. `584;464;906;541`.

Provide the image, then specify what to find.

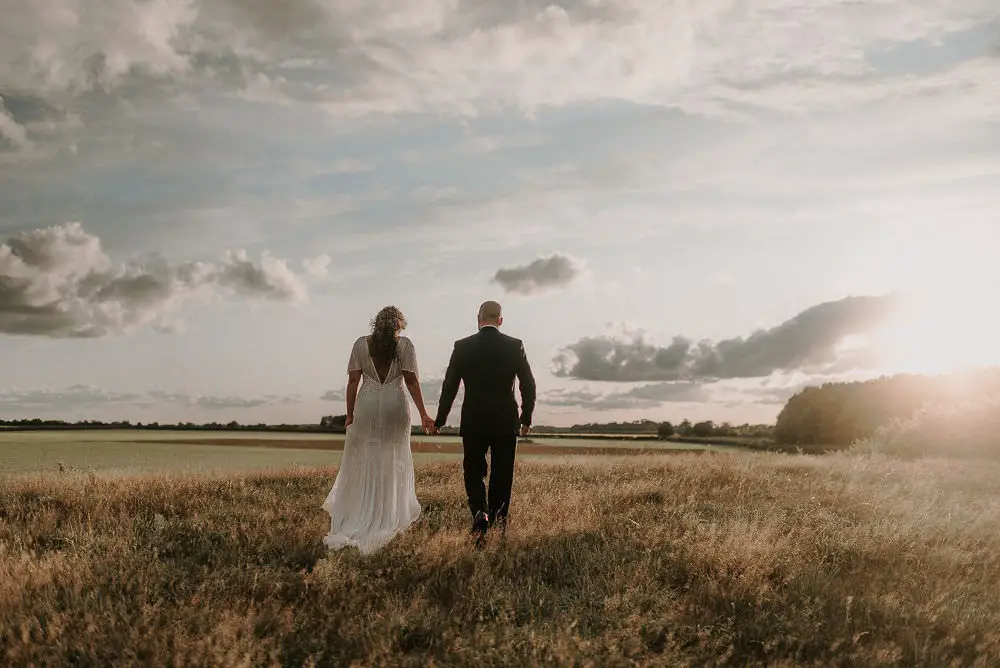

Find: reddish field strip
141;438;702;457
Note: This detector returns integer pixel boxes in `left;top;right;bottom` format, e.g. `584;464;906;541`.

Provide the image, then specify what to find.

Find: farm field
0;429;735;477
3;452;1000;665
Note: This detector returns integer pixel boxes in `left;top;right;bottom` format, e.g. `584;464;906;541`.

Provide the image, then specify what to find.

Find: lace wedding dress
321;335;422;554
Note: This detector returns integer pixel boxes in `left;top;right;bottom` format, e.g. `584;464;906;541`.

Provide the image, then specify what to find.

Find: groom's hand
520;424;530;437
421;415;436;434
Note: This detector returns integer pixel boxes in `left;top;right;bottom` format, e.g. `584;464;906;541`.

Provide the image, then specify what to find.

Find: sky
1;0;999;427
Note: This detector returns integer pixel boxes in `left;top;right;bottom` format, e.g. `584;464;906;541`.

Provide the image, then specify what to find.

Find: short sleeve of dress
347;336;365;373
399;337;418;375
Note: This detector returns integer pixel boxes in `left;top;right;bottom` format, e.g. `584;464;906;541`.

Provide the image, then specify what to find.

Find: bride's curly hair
369;306;407;364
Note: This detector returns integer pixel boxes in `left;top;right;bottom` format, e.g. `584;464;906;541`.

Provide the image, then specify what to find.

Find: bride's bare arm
402;371;430;421
345;370;362;425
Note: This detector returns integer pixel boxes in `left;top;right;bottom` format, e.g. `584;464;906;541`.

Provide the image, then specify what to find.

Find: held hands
520;424;531;437
421;414;437;435
345;415;353;428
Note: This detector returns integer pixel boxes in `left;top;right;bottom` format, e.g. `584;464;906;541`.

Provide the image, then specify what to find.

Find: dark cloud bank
544;295;902;412
554;295;899;383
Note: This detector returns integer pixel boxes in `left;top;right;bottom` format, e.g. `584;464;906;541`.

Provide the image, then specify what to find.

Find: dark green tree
691;420;715;437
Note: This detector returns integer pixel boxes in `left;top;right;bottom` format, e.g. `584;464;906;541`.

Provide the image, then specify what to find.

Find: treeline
531;419;773;439
325;416;770;439
0;418;330;433
654;420;773;440
533;419;661;434
774;367;1000;447
1;415;772;440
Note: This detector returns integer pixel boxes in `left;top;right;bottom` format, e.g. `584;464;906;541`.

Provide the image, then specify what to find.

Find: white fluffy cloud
302;253;332;280
0;222;307;337
0;0;197;110
493;252;583;295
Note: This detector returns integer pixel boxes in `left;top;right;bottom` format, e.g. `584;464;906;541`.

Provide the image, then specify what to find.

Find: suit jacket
434;326;536;437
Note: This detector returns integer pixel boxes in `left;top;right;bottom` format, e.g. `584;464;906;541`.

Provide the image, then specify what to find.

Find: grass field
2;450;999;666
0;430;731;476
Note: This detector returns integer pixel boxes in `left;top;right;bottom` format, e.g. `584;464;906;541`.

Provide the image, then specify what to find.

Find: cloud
321;378;450;406
3;0;997;159
215;249;307;301
0;222;307;338
538;368;884;415
457;133;546;155
295;1;999;121
302;254;332;279
0;385;145;412
420;378;448;404
320;388;346;402
554;295;902;382
740;384;808;407
327;158;374;174
11;1;198;91
148;390;301;410
493;252;583;295
706;374;835;408
540;382;709;412
0;385;300;414
0;96;33;151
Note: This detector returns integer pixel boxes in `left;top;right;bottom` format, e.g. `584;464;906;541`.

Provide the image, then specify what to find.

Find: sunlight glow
845;222;1000;375
871;289;1000;375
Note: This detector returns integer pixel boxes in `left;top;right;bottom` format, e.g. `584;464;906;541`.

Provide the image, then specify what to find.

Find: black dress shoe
470;510;490;536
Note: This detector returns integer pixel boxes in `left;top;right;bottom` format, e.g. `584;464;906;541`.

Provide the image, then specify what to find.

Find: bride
321;306;436;554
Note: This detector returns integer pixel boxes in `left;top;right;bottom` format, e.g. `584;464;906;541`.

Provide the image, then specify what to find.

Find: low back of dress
350;335;417;389
366;337;397;385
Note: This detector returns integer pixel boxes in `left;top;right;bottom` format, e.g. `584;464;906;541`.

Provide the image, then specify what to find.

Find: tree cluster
773;367;1000;446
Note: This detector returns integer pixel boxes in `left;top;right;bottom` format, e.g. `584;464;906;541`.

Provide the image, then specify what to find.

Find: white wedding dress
321;335;422;554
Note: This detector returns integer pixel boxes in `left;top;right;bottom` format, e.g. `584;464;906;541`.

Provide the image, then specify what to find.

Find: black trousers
462;432;518;521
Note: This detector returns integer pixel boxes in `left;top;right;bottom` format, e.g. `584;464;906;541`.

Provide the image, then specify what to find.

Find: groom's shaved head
478;300;503;326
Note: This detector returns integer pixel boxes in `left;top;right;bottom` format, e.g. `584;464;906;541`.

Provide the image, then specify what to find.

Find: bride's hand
345;415;353;428
421;414;436;434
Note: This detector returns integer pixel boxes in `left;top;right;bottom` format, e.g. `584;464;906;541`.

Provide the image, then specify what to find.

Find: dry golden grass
2;452;1000;666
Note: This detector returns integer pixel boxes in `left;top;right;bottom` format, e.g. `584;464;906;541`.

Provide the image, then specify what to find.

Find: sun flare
869;290;1000;375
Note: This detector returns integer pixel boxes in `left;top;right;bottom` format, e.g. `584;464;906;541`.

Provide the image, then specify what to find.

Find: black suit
435;326;536;522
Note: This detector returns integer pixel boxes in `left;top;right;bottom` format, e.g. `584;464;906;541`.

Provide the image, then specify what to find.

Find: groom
434;300;536;539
